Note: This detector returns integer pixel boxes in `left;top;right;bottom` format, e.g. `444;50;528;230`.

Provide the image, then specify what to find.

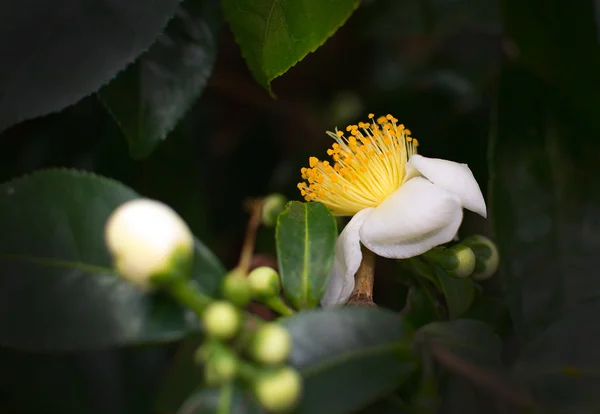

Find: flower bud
461;235;500;281
261;194;287;228
248;266;281;300
253;367;302;413
422;245;476;278
202;301;241;341
248;323;291;365
203;345;239;386
221;269;252;308
105;199;194;288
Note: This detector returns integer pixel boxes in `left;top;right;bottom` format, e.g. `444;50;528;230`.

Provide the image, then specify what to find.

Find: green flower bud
202;301;241;341
262;194;287;228
203;346;239;386
253;367;302;413
422;245;476;278
461;235;500;281
105;199;194;289
221;269;252;307
248;266;281;299
249;323;291;365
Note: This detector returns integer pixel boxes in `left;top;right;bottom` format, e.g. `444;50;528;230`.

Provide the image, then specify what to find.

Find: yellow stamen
298;114;419;216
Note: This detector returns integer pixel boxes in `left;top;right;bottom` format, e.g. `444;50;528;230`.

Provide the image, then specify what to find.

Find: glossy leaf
435;266;475;320
221;0;360;92
514;298;600;411
276;201;337;310
0;0;181;132
282;307;418;414
99;0;220;159
0;169;225;351
491;67;600;341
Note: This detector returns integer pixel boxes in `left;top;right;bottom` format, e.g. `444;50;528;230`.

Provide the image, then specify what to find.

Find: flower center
297;114;419;216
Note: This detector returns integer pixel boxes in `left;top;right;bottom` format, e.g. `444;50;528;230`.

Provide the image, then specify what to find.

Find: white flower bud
249;323;291;365
448;244;476;278
105;199;194;288
247;266;281;299
202;301;241;341
254;367;302;413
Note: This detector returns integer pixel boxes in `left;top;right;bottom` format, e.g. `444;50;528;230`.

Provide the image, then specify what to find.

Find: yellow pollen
297;113;419;216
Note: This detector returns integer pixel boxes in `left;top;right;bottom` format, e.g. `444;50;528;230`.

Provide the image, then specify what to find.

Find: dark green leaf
221;0;360;92
403;285;442;331
435;267;475;319
417;319;501;367
0;0;182;132
177;385;261;414
491;67;600;341
98;0;220;159
281;307;418;414
502;0;600;132
360;395;413;414
276;201;337;310
0;169;225;351
514;298;600;411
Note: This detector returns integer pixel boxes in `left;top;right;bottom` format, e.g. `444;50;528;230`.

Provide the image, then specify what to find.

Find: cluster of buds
422;235;499;280
105;198;300;412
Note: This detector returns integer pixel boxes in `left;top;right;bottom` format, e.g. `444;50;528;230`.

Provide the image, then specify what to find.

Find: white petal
359;177;463;259
407;154;487;218
320;208;374;307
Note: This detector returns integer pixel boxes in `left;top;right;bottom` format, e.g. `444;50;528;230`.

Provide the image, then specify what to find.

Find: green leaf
434;266;475;319
281;307;418;414
276;201;337;310
221;0;360;92
403;285;442;331
98;0;220;159
0;0;182;132
502;0;600;132
177;385;261;414
514;298;600;411
490;67;600;342
417;319;502;367
0;169;225;351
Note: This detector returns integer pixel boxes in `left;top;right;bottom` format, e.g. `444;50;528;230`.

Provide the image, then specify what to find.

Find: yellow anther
336;130;344;137
309;157;318;168
368;113;374;119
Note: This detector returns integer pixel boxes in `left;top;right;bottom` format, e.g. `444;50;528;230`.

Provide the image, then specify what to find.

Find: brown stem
348;246;377;307
237;199;264;275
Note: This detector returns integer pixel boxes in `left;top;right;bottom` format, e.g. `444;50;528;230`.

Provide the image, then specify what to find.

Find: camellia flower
297;114;487;307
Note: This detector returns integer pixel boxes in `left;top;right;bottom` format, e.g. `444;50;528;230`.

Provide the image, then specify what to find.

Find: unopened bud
249;323;291;365
202;301;241;341
461;235;499;281
248;266;281;299
203;345;239;386
423;245;476;278
254;367;302;413
105;199;193;288
221;269;252;307
262;194;287;228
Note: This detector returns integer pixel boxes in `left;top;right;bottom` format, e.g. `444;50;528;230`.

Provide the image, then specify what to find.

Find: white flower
105;198;194;288
297;114;486;307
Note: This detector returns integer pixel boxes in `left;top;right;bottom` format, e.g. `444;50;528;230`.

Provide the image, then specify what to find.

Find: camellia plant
1;0;599;413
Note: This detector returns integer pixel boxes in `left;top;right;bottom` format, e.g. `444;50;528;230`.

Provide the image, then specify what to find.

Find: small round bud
221;269;252;307
202;301;241;341
261;194;287;228
249;323;291;365
254;367;302;413
248;266;281;299
422;245;475;278
448;245;476;278
203;347;239;386
105;199;193;288
462;235;500;281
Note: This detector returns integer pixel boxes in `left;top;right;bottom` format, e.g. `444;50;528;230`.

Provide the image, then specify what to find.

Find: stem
168;280;213;318
238;199;264;275
264;296;295;316
217;382;233;414
348;246;376;306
